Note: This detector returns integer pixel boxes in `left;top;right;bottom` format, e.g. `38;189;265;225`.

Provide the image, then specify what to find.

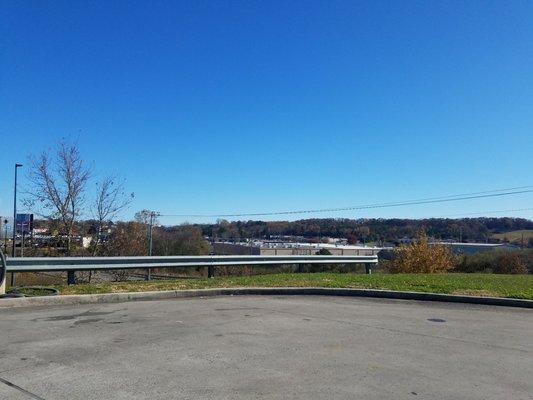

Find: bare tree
134;209;159;225
25;141;91;255
91;176;134;255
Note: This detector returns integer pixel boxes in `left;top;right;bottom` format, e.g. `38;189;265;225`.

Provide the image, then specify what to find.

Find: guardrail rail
0;253;378;293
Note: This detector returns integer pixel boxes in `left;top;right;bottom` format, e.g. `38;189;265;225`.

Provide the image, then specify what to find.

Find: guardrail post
365;264;372;274
67;271;76;285
146;268;151;281
208;265;215;278
0;250;6;295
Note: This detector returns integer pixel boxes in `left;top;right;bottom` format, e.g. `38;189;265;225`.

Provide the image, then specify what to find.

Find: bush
389;234;455;273
316;248;332;255
493;251;528;274
522;249;533;273
455;249;530;274
455;252;493;273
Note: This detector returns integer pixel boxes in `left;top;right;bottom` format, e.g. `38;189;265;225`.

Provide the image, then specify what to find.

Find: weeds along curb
0;287;532;309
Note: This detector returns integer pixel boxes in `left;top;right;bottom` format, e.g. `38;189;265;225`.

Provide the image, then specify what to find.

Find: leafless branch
91;176;134;255
25;140;91;255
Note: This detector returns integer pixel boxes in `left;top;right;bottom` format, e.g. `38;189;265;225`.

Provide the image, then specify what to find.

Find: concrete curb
0;287;532;309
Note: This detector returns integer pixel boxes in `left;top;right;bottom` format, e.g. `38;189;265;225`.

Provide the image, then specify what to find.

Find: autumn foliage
389;233;455;273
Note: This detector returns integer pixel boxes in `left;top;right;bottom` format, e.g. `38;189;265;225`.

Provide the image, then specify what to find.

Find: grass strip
58;273;533;300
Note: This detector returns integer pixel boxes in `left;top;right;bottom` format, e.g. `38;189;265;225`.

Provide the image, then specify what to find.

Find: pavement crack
0;377;46;400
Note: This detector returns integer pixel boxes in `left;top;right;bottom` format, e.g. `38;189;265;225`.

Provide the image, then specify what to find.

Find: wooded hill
197;217;533;245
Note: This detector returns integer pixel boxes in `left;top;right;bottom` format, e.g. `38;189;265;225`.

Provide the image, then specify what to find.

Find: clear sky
1;1;532;224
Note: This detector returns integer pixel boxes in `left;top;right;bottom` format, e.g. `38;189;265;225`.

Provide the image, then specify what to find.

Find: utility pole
21;230;25;257
148;211;155;256
11;163;22;287
12;163;23;258
146;211;158;280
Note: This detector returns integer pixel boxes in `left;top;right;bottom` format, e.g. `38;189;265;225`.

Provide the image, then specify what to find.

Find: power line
159;185;533;218
437;207;533;218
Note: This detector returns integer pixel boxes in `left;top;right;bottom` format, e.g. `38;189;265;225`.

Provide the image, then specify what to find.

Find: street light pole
12;163;22;258
3;219;8;254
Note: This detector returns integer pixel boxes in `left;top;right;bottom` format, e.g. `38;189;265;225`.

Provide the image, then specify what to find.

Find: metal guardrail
1;254;378;290
6;255;377;272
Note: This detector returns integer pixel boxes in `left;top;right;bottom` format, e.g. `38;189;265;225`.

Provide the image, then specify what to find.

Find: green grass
492;229;533;243
9;287;59;297
58;273;533;300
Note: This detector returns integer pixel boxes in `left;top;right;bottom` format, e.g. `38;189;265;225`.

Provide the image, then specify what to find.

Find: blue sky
1;1;532;224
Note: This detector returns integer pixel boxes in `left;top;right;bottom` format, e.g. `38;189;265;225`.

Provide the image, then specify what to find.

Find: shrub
492;251;528;274
455;252;493;273
455;249;530;274
389;234;455;273
522;249;533;273
316;248;332;255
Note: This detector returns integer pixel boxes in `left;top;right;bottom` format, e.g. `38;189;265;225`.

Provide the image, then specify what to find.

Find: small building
82;236;93;249
212;241;381;256
436;242;519;255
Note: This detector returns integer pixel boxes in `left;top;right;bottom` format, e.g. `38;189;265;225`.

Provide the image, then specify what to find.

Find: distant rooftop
214;241;382;250
436;242;517;247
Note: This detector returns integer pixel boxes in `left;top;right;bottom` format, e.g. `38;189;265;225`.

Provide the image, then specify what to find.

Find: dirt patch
9;272;65;286
452;289;498;297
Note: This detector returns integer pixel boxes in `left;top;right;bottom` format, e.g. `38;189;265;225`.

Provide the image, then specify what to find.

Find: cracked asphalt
0;296;531;399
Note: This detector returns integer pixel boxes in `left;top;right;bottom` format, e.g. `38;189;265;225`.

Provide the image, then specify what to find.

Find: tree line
197;217;533;245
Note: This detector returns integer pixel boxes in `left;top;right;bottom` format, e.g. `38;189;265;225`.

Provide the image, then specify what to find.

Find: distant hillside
492;230;533;245
197;217;533;244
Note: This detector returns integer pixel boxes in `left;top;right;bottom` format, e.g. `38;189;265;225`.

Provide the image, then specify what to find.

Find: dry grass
58;273;533;300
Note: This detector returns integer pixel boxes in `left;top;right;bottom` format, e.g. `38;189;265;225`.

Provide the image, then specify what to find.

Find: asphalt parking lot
0;296;531;399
